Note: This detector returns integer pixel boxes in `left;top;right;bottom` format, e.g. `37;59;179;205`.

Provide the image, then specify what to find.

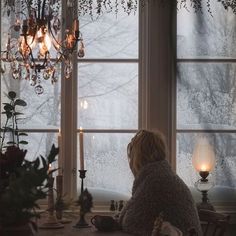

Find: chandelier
0;0;84;95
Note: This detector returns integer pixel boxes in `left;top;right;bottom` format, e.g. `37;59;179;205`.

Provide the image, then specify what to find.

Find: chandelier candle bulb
58;130;62;175
79;128;84;170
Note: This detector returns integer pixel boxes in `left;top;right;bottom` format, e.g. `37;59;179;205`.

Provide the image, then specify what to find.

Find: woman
119;130;202;236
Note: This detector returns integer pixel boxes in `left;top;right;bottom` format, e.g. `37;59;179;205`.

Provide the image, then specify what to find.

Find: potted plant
0;91;59;235
0;144;59;236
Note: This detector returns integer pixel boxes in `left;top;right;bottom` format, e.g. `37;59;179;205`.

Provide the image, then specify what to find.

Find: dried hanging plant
77;0;138;17
2;0;236;20
177;0;236;14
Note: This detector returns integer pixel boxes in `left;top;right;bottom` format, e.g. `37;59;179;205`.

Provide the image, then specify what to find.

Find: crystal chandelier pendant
64;59;73;79
0;0;85;94
35;84;44;95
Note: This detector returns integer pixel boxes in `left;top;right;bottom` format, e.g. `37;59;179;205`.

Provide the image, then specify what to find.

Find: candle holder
74;170;92;228
39;176;64;229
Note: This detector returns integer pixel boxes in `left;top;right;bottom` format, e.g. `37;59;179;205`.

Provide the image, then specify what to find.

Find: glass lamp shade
192;137;215;172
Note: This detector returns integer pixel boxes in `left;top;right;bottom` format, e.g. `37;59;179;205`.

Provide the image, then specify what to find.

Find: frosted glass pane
78;63;138;129
77;133;134;197
177;133;236;189
20;132;57;161
177;63;236;130
79;5;138;59
177;2;236;58
1;64;61;129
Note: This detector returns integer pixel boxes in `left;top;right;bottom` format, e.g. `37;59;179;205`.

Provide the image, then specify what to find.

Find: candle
58;129;62;175
73;19;79;32
79;127;84;170
48;163;53;178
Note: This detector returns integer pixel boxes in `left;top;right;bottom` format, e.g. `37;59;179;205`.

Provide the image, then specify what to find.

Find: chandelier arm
41;0;47;19
42;52;49;67
47;22;79;52
47;22;63;47
37;0;41;20
14;10;27;19
22;33;37;70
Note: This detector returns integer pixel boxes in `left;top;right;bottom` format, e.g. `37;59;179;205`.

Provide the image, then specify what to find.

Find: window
177;2;236;202
0;2;61;159
0;1;139;202
77;4;139;200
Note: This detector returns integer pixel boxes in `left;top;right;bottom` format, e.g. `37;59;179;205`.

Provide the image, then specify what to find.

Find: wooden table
37;213;132;236
37;225;132;236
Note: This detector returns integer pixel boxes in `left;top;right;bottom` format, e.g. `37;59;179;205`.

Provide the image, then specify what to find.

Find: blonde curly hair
127;130;167;176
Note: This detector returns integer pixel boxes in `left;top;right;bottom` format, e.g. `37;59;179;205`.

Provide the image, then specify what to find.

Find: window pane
177;133;236;190
77;133;134;199
80;5;138;59
21;132;57;161
1;67;61;129
177;63;236;130
78;63;138;129
177;2;236;58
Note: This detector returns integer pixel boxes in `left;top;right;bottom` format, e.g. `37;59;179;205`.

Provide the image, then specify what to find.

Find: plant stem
0;118;9;151
11;99;15;146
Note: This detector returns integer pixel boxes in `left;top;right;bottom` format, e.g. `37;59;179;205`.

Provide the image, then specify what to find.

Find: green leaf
14;99;27;106
33;158;40;169
18;132;28;136
3;112;12;119
3;104;13;111
6;141;16;144
8;91;16;99
47;144;59;164
14;112;24;116
19;140;28;145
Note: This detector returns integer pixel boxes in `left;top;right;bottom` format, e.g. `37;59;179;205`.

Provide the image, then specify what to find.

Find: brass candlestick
73;170;91;228
39;176;64;229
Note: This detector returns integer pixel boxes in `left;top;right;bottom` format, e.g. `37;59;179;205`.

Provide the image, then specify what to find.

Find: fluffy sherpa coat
119;160;202;236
